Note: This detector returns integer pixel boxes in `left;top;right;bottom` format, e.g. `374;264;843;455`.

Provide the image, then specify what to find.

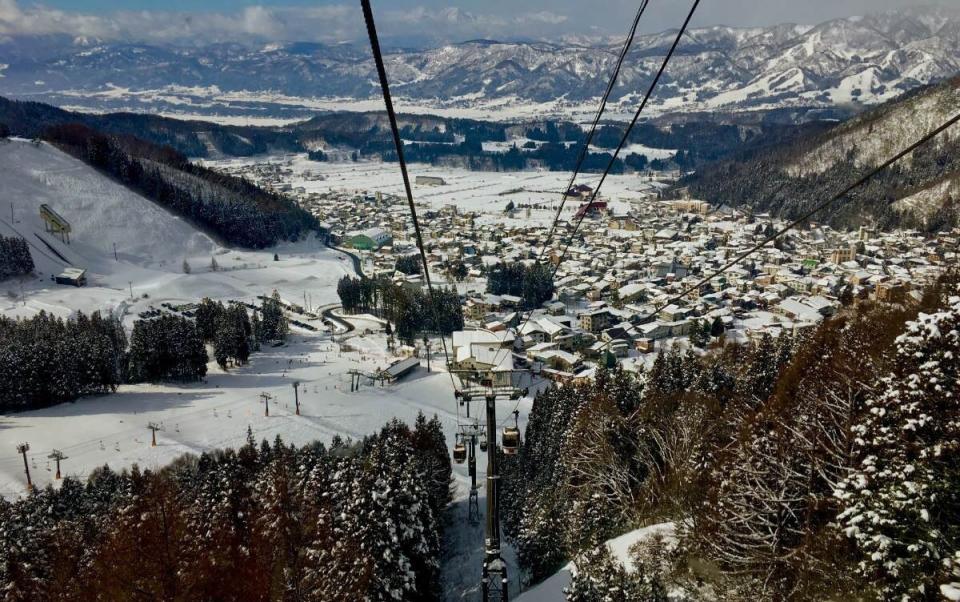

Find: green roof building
348;228;392;250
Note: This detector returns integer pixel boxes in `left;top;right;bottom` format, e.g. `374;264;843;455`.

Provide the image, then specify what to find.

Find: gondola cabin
453;442;467;464
502;427;520;455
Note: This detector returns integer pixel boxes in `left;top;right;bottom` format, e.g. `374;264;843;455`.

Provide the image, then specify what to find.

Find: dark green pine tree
566;536;670;602
710;316;725;338
213;305;251;369
259;290;288;342
194;298;223;342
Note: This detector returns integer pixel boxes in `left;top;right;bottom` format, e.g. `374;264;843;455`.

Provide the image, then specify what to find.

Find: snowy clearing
203;153;668;223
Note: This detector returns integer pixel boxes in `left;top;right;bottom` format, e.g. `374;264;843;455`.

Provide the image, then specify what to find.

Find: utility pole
260;392;272;417
113;242;118;261
482;393;508;602
16;443;32;491
48;450;67;480
147;422;164;447
292;382;300;415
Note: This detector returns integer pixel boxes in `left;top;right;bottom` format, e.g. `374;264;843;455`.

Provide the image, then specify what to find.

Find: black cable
492;0;700;372
550;0;701;279
536;0;650;268
360;0;457;390
654;110;960;311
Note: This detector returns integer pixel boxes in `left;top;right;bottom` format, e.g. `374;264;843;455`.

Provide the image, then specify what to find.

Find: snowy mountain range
1;7;958;122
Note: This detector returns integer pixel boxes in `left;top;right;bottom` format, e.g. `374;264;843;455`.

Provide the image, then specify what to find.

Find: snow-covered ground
204;153;668;226
515;523;676;601
0;138;537;600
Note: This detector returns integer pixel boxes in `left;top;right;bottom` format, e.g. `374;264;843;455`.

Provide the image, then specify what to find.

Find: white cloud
0;0;576;45
0;0;117;38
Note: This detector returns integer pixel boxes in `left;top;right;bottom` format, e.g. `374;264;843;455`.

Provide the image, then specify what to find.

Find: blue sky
2;0;954;45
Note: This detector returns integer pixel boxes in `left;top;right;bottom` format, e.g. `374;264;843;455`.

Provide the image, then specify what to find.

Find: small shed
55;267;86;287
381;357;420;382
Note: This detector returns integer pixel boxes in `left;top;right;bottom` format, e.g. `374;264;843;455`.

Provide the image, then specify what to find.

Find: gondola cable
360;0;458;395
535;0;650;268
490;0;703;394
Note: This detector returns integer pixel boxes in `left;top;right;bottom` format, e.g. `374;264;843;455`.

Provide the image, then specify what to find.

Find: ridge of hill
678;77;960;231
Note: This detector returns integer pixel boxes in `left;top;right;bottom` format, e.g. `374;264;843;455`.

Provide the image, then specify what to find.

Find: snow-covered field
54;86;657;125
204;153;667;227
0;138;537;599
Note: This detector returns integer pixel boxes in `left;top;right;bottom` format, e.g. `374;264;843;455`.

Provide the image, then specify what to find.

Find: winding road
316;242;364;335
320;305;354;334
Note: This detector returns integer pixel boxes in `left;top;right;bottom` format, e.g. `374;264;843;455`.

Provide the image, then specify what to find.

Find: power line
654;110;960;312
360;0;457;392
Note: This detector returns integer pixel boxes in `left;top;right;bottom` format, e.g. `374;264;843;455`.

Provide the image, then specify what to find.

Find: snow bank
515;523;676;601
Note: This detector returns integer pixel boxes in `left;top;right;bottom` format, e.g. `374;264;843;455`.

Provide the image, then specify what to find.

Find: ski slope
0;137;537;600
0;136;482;495
0;138;355;325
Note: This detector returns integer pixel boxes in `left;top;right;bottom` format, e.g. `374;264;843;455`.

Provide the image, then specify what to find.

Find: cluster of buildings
213;158;958;381
463;203;952;376
366;194;953;381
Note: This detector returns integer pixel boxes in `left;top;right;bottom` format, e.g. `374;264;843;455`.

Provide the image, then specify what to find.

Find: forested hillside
0;97;300;157
679;77;960;232
0;96;832;174
299;110;832;173
503;272;960;600
0;235;34;280
0;416;452;601
40;123;319;248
